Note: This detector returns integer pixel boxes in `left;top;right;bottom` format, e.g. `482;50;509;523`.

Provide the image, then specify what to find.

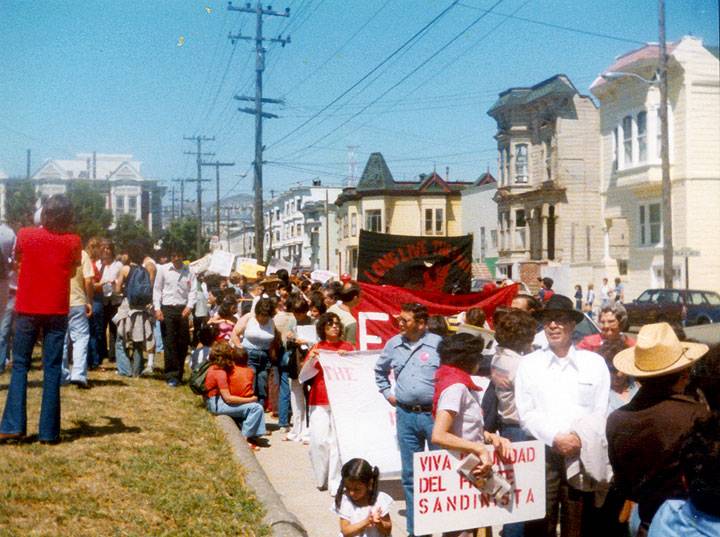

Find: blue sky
1;0;717;202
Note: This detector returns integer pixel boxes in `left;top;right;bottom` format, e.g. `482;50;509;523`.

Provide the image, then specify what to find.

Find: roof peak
357;152;395;190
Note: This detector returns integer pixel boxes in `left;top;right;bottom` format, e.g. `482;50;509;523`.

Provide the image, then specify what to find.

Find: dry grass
0;361;269;537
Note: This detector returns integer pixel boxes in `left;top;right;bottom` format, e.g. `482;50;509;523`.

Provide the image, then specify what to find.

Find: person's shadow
54;416;141;443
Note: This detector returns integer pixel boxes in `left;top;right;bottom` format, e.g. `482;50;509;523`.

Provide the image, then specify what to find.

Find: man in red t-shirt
0;195;81;445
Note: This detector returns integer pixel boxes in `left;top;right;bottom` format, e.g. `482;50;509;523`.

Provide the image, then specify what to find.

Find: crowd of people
0;193;718;537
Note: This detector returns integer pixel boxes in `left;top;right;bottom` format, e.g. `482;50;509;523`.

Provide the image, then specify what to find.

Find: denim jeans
87;295;104;368
396;405;436;536
500;423;530;537
207;396;266;438
0;292;15;373
62;305;90;384
115;336;144;377
247;349;270;409
277;349;292;427
154;320;164;353
0;313;68;441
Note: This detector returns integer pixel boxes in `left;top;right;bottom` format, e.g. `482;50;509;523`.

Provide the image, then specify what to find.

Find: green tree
112;214;153;254
67;183;113;242
161;217;208;260
4;181;37;229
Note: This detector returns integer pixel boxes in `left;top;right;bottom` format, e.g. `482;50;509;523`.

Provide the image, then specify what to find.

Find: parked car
624;288;720;328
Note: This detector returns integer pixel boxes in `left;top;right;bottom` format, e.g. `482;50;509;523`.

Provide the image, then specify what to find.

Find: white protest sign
310;269;337;283
267;257;293;275
319;351;401;477
296;324;318;346
207;250;236;277
188;254;212;275
414;441;546;534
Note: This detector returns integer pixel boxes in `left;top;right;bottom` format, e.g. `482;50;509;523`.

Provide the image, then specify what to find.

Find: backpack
189;360;213;396
126;265;153;309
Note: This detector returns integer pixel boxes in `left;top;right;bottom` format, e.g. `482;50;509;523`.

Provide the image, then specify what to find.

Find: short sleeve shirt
437;383;485;445
69;250;95;307
330;491;393;537
15;227;82;315
228;365;255;398
205;366;229;398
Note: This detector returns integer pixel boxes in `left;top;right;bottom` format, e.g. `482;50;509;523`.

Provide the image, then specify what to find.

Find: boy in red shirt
0;195;82;445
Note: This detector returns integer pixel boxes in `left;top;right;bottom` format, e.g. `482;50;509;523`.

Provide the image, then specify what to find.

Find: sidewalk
255;417;408;537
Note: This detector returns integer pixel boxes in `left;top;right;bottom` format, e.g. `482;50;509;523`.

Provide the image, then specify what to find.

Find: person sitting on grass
204;341;266;448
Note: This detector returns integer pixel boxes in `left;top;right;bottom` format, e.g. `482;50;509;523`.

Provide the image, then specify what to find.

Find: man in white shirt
153;249;196;387
515;294;610;537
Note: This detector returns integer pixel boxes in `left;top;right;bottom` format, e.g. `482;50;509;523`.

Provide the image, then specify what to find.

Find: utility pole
201;159;235;236
658;0;673;288
26;149;31;179
172;178;189;218
228;1;290;264
171;186;176;220
183;136;214;256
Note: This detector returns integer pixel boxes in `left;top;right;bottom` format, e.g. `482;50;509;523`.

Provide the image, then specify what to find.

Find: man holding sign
375;303;441;537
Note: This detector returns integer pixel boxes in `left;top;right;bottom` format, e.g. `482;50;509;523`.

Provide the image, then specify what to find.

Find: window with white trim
366;210;381;232
515;144;528;183
623;115;633;164
639;201;662;246
425;208;433;234
637;111;647;162
499;148;505;185
435;208;444;234
351;213;357;236
612;128;618;171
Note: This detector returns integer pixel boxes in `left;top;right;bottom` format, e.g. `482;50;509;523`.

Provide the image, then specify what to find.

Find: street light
600;0;673;289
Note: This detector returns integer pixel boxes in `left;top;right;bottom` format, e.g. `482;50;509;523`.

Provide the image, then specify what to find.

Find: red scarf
432;364;481;417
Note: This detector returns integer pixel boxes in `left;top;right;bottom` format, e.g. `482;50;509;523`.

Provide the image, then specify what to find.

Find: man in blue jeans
375;303;441;537
0;195;82;445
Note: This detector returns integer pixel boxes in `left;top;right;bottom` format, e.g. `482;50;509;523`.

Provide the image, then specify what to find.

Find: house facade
488;75;605;297
590;36;720;298
460;172;499;278
1;153;165;233
334;152;471;277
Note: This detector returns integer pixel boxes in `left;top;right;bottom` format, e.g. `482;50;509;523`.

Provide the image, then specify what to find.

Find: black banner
357;230;473;294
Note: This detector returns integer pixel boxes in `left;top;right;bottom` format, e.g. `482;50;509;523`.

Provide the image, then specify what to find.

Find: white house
590;36;720;297
460;172;499;278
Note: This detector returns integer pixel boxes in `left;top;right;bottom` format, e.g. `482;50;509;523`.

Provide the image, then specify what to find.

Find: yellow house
334;152;470;276
590;36;720;298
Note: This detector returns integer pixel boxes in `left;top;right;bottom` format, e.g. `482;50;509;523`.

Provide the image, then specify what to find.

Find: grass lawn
0;362;269;537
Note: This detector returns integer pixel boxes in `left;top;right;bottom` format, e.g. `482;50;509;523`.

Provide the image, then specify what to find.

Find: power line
280;0;508;157
457;1;645;45
264;0;461;151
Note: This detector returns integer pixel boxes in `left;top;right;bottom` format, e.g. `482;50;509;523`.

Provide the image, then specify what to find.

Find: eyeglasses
543;315;574;325
327;321;341;327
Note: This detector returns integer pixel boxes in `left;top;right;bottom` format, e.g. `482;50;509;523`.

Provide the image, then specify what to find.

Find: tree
4;181;37;229
161;217;208;260
67;183;113;242
112;214;153;254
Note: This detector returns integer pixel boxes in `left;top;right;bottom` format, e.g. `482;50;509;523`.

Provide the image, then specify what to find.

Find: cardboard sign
207;250;236;277
319;351;401;477
237;261;266;279
310;269;337;284
413;441;546;534
267;257;293;275
188;254;211;275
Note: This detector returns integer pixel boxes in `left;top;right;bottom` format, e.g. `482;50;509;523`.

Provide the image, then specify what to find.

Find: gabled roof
418;171;452;193
473;172;496;186
32;153;145;181
357;152;395;191
488;75;578;117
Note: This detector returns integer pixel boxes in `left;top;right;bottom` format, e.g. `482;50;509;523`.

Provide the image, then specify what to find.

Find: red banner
353;282;519;350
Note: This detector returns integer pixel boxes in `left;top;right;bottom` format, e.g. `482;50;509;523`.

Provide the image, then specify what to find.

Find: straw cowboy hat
613;322;708;378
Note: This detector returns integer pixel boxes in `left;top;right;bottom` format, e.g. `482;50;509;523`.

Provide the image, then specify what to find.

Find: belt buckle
411;404;423;413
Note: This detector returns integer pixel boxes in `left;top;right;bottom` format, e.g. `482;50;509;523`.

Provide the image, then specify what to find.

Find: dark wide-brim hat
537;294;585;324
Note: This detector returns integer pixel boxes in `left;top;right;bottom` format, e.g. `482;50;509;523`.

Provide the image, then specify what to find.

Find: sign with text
319;351;401;477
357;230;473;294
413;442;546;534
207;250;236;277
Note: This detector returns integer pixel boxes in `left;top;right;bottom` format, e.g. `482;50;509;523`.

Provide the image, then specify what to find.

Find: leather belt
396;402;432;413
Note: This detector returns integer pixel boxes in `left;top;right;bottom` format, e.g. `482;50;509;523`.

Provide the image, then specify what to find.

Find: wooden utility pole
172;178;190;218
201;159;235;236
183;136;214;255
171;186;176;220
658;0;673;288
228;0;290;264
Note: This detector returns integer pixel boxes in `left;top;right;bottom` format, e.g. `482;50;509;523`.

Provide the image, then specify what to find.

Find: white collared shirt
515;345;610;447
152;262;196;309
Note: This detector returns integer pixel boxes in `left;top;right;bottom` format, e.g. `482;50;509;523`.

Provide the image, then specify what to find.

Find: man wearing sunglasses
515;294;610;537
375;302;441;537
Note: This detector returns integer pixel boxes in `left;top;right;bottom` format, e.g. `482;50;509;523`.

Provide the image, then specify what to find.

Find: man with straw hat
606;322;710;537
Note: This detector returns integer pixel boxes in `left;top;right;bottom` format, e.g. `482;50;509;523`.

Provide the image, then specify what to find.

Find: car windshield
573;315;599;342
705;292;720;306
637;290;655;303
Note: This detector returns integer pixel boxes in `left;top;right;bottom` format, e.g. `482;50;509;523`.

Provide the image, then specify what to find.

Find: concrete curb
215;415;309;537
